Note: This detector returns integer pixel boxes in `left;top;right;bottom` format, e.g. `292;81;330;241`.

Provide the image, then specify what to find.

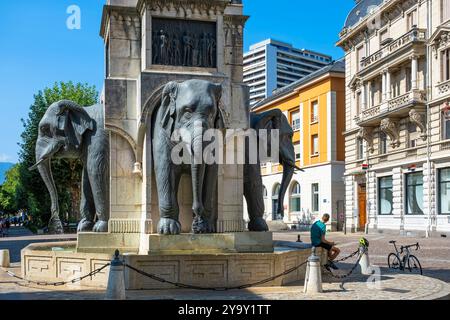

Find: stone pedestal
140;232;274;255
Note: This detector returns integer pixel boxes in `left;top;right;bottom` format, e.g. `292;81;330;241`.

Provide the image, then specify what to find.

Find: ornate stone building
337;0;450;235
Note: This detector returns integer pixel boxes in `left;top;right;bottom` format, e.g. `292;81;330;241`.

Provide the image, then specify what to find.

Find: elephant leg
155;149;182;235
199;164;218;233
77;167;96;232
89;172;110;233
244;164;269;232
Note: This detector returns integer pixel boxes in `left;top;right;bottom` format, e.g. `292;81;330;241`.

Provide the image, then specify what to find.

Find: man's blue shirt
310;220;326;246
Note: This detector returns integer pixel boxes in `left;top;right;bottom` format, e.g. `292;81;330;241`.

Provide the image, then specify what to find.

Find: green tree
18;82;98;227
0;164;26;214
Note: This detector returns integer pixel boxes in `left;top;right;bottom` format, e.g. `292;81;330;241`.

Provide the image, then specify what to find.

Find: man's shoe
328;261;339;270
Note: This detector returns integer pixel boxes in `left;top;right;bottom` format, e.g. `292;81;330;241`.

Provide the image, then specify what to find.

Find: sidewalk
1;263;449;300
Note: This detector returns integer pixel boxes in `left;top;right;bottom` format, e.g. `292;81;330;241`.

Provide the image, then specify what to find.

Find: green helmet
359;237;369;248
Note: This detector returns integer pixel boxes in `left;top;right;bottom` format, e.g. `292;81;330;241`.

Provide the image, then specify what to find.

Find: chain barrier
124;259;309;291
1;263;110;287
322;247;367;280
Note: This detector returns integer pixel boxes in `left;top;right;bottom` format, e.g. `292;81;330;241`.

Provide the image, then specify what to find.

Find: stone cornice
137;0;229;16
337;0;419;51
100;5;139;38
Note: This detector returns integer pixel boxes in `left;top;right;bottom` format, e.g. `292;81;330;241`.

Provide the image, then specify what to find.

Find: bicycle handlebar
400;242;420;252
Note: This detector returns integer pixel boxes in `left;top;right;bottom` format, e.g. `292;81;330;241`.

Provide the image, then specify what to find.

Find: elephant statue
244;109;303;231
152;79;223;235
29;100;110;234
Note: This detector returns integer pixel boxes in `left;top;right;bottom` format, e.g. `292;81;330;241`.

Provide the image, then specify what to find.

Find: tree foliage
0;164;27;214
18;82;98;227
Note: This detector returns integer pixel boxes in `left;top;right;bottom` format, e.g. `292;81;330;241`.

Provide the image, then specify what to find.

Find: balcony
359;28;427;74
357;89;426;126
437;79;450;96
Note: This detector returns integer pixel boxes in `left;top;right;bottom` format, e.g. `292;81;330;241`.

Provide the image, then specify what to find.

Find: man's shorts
316;242;333;251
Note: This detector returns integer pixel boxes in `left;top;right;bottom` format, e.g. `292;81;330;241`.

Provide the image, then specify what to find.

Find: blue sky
0;0;354;163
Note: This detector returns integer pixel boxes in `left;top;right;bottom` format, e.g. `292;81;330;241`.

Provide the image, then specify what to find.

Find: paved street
275;231;450;283
0;227;76;263
0;226;449;300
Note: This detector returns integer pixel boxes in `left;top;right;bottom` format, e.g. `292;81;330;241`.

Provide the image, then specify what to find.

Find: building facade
243;39;332;106
337;0;450;236
245;61;346;231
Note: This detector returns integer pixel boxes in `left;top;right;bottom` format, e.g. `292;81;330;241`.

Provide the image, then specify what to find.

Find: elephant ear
160;82;179;135
255;109;283;131
56;100;94;149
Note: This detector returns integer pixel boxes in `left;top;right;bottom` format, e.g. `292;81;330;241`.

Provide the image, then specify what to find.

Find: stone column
381;71;387;102
423;161;436;232
385;69;391;100
392;167;404;231
361;82;367;110
411;56;418;90
367;171;377;231
345;175;356;233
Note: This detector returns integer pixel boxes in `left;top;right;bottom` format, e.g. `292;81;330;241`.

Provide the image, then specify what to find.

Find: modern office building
244;39;333;106
337;0;450;236
245;60;346;231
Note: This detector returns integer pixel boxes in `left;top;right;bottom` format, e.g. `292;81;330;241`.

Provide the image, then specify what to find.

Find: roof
344;0;383;29
252;59;345;110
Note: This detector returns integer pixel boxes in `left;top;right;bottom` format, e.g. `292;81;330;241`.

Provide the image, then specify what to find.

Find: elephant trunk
191;131;206;218
277;164;294;220
36;158;64;234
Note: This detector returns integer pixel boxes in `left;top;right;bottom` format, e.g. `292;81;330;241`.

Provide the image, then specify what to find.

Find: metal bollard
0;249;10;268
304;247;323;294
358;246;371;275
105;250;126;300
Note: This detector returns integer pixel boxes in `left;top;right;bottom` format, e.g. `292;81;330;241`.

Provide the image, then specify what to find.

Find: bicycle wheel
407;255;423;275
388;253;401;270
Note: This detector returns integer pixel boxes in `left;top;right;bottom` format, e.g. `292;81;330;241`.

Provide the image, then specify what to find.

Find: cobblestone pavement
274;231;450;283
0;228;449;300
1;263;449;300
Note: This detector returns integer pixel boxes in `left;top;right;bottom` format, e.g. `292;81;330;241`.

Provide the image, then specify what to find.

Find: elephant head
29;100;95;234
252;109;303;220
158;79;223;232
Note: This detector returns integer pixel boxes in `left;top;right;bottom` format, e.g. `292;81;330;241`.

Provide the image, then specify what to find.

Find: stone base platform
141;232;274;255
21;240;323;290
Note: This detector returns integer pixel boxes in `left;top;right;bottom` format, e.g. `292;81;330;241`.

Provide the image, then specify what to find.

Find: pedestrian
4;218;10;236
310;213;341;271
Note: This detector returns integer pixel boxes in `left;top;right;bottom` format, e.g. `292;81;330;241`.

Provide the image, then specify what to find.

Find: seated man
310;213;340;271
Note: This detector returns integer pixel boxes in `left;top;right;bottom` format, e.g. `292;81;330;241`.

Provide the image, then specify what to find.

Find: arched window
290;182;301;212
272;184;281;220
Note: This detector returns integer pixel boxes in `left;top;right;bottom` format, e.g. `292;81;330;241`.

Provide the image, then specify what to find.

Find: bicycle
387;241;423;275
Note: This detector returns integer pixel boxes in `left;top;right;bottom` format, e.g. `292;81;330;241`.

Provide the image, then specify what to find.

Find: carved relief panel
152;18;217;68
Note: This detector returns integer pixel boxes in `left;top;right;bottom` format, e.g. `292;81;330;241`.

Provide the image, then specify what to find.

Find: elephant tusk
284;160;304;172
29;158;47;171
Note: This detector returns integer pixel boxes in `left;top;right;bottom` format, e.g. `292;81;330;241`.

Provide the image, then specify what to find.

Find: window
379;176;393;215
406;172;424;215
357;45;365;71
311;101;319;122
291;110;301;131
443;0;450;22
290;182;301;212
263;186;268;199
405;66;412;93
379;131;387;154
442;49;450;82
311;135;319;156
444;112;450;140
379;29;389;45
312;184;319;213
408;122;419;148
272;184;281;220
439;168;450;214
294;142;301;161
357;138;364;160
356;91;362;114
407;9;417;30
